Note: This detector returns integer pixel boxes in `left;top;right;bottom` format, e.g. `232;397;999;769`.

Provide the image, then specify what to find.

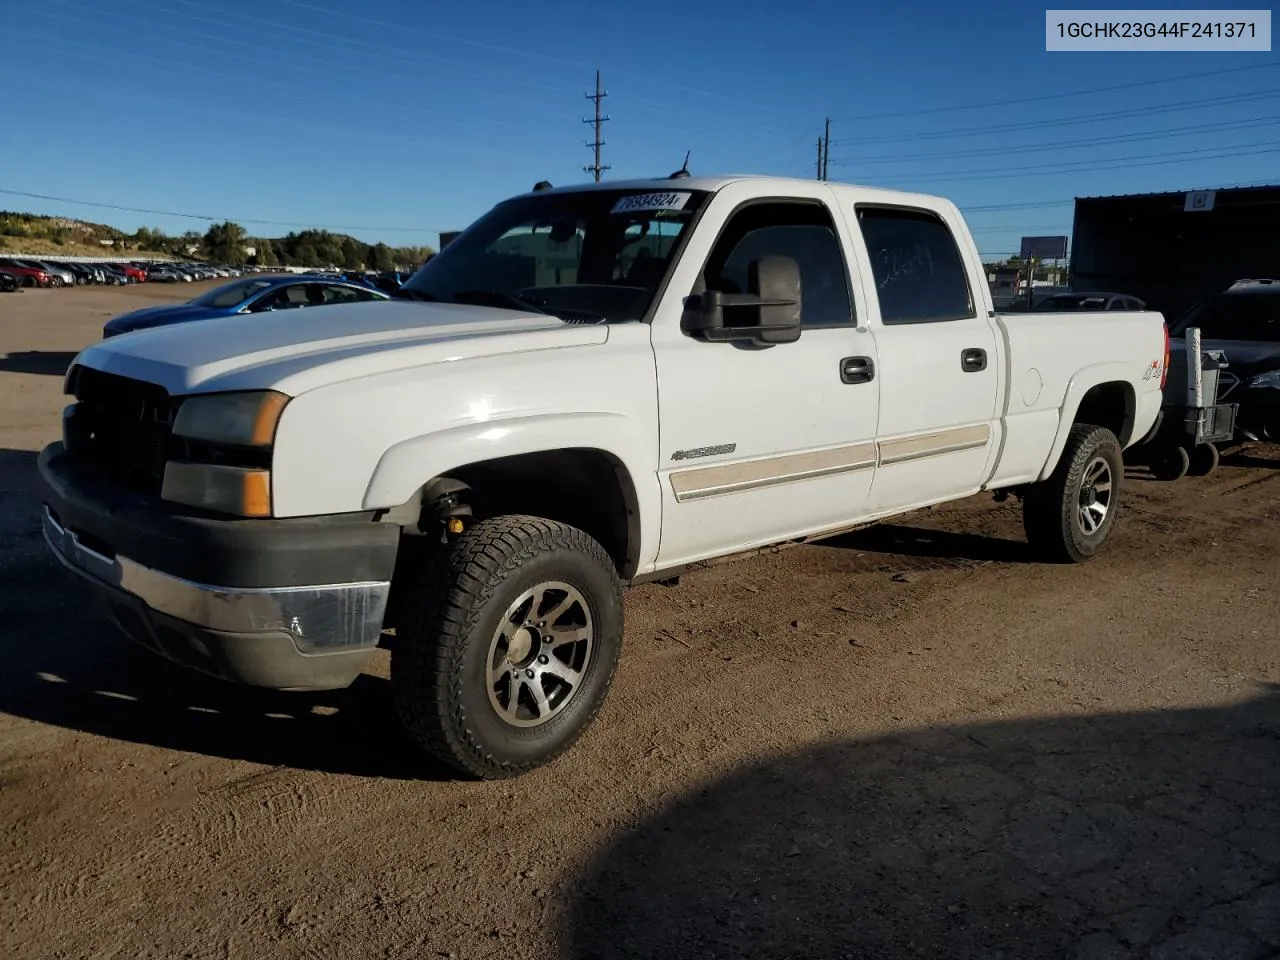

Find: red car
111;263;148;283
0;258;53;287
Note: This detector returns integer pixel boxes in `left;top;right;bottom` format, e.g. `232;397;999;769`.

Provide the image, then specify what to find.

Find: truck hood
71;299;608;396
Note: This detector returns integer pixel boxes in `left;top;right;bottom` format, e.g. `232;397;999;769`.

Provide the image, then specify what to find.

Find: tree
203;220;249;264
256;241;278;266
341;236;364;270
371;242;395;272
295;244;320;268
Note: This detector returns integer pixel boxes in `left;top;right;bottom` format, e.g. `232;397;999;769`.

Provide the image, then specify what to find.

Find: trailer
1135;326;1238;480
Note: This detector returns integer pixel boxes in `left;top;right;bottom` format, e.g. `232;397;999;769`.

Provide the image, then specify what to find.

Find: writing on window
858;207;973;324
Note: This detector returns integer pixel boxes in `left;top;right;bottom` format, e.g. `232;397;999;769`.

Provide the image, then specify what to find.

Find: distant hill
0;211;159;257
0;211;433;270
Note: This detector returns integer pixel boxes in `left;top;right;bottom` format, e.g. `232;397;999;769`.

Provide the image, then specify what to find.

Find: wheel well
1072;381;1136;444
421;449;640;578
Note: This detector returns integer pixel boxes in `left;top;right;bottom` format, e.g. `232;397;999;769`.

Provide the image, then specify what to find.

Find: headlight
172;390;289;446
165;390;289;516
162;463;272;517
1248;370;1280;389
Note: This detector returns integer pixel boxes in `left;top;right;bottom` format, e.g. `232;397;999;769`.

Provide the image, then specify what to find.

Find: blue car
102;275;390;338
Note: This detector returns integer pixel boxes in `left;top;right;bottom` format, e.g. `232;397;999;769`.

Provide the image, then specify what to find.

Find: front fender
1036;362;1139;482
362;411;661;569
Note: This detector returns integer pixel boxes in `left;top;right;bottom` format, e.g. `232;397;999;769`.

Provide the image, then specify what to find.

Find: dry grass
0;235;171;259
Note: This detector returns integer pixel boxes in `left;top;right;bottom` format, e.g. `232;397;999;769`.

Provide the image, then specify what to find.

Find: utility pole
583;69;610;182
821;117;831;180
816;137;824;179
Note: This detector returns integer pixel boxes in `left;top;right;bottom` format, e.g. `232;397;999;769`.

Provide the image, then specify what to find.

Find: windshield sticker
611;192;691;215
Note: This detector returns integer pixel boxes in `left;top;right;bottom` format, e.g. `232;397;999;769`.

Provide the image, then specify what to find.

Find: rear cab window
855;206;974;325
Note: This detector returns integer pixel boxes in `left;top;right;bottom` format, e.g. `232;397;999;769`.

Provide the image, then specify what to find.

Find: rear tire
391;515;624;780
1023;424;1123;564
1150;445;1191;482
1187;443;1219;477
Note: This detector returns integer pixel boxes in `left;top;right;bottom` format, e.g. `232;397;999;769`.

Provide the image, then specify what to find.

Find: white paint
1022;368;1043;407
1186;326;1204;407
67;174;1168;578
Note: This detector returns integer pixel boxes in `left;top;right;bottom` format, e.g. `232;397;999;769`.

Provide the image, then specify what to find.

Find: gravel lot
2;283;1278;959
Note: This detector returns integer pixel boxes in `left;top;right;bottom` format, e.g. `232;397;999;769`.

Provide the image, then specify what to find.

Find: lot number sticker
611;192;691;214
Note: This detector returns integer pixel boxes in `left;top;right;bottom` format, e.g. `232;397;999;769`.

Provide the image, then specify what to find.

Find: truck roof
509;174;952;210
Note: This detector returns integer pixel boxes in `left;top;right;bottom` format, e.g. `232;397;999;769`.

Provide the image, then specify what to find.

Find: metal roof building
1069;184;1280;321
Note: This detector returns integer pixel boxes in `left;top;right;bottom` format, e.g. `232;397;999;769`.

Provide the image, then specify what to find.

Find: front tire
1023;424;1124;563
391;515;624;779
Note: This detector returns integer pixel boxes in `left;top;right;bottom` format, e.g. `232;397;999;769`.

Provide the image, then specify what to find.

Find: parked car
101;274;390;336
110;263;147;283
1033;291;1147;312
0;270;20;293
1170;279;1280;442
19;260;75;287
101;265;129;285
65;262;105;285
0;258;53;287
41;174;1168;780
147;264;183;283
372;270;412;294
45;261;90;285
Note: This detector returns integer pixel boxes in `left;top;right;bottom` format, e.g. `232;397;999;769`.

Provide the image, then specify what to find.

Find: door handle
840;356;875;384
961;348;988;372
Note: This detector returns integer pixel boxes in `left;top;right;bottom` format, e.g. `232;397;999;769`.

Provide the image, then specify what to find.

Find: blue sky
1;0;1276;258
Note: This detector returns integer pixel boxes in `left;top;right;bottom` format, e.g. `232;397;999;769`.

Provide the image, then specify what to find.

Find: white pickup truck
38;174;1170;778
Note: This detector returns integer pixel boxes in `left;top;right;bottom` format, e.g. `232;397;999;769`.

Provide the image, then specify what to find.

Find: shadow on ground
1221;445;1280;470
566;688;1280;960
0;448;451;782
0;351;78;377
827;523;1036;564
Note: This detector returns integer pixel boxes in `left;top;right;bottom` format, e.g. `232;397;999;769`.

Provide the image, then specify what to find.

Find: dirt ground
1;283;1278;960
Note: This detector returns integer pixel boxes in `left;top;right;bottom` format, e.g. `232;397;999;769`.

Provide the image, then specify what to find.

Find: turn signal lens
162;463;272;517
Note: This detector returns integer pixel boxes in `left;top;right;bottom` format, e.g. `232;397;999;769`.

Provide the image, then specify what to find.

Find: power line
875;139;1280;186
584;69;610;182
0;189;435;234
831;61;1278;122
821;119;831;180
831;115;1280;167
828;89;1280;147
274;0;800;116
956;177;1280;213
31;0;566;124
153;0;586;96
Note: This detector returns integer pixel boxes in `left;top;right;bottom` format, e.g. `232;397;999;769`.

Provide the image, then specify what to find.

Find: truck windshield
1171;294;1280;342
397;187;711;323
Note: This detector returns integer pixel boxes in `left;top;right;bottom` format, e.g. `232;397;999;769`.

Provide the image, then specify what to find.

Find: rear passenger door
850;204;1000;513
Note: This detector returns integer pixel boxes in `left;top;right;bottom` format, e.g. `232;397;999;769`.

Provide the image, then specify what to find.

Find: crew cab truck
37;175;1169;779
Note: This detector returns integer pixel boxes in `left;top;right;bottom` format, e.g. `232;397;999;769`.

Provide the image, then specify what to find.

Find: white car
38;174;1169;779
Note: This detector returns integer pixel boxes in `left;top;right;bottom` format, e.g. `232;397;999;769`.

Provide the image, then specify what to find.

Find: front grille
64;365;179;495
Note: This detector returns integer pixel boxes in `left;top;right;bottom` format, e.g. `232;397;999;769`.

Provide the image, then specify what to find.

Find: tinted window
857;206;973;324
322;284;378;304
1171;293;1280;341
196;278;274;308
703;201;853;328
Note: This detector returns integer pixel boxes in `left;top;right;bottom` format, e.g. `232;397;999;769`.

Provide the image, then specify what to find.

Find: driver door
649;182;881;568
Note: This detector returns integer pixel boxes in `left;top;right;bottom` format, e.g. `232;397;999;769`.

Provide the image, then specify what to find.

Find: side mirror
681;255;802;346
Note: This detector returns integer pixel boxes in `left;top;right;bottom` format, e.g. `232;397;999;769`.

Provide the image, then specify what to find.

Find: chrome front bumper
42;505;391;689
